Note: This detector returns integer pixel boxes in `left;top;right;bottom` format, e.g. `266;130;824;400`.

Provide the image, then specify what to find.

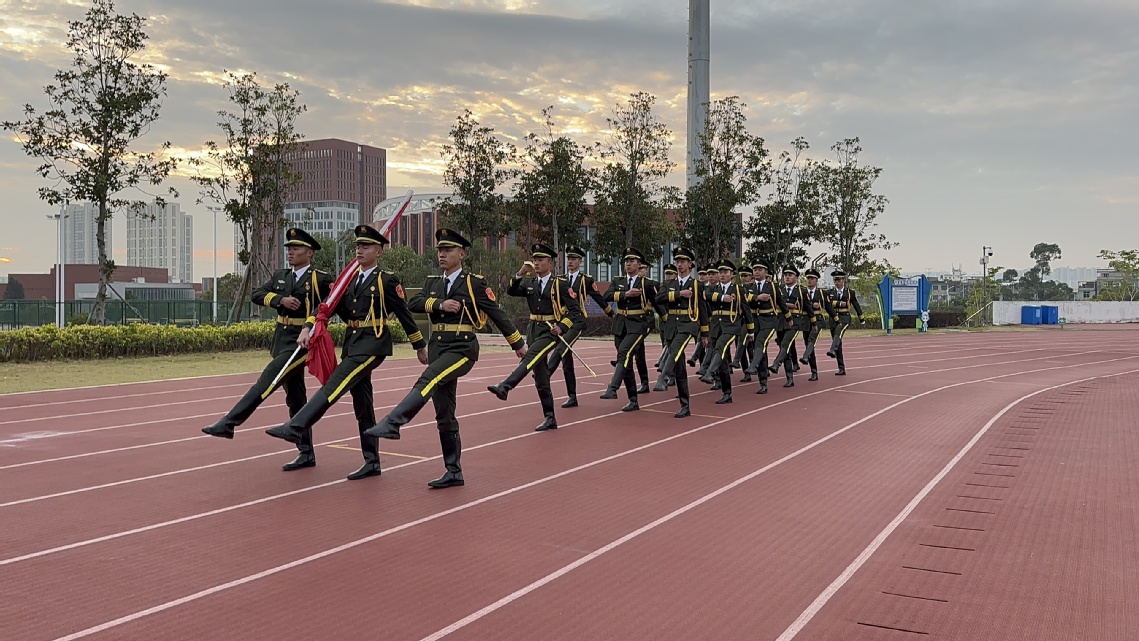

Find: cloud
0;0;1136;279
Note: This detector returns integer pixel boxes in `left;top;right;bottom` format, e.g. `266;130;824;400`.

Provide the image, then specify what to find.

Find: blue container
1021;306;1043;325
1041;305;1059;325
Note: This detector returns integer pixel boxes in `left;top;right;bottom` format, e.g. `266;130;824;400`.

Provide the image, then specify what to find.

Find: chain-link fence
0;300;256;330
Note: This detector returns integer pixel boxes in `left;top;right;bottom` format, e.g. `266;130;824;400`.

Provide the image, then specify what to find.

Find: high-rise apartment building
61;202;111;264
126;202;194;283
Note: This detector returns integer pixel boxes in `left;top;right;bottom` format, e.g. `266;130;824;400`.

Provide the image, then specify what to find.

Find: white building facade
61;202;111;265
126;202;194;283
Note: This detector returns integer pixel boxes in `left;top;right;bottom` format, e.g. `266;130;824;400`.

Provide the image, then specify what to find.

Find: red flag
307;259;359;384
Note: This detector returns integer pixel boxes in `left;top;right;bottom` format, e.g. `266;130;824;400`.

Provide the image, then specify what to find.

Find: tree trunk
91;200;110;325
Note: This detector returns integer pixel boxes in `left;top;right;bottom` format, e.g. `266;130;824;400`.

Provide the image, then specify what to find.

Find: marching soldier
600;247;657;412
768;265;816;388
798;268;835;381
487;243;583;431
653;247;709;417
733;266;756;380
632;262;661;393
654;263;679;380
699;259;752;405
546;245;614;408
688;266;714;368
366;228;526;488
826;270;863;376
202;228;333;471
744;258;790;394
264;225;428;480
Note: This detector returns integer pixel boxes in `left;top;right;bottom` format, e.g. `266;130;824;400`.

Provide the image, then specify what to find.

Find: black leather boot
365;391;430;440
535;388;558;431
600;363;626;399
756;382;768;394
700;351;722;384
784;369;795;388
674;371;691;417
809;370;819;381
282;452;315;471
561;394;578;408
428;431;464;489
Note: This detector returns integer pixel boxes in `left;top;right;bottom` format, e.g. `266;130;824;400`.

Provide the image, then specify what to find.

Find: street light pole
46;211;65;328
980;246;993;326
205;206;220;322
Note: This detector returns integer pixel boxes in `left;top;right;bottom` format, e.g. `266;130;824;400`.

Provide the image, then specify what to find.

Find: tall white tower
687;0;710;189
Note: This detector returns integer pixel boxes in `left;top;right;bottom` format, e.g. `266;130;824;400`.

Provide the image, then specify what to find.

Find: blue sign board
878;275;932;334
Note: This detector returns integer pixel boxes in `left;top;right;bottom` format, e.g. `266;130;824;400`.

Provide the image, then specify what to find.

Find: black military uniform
654;263;679;379
264;225;427;481
799;268;836;381
653;247;709;417
202;228;333;471
547;245;614;408
367;228;525;489
688;266;714;368
700;259;753;404
631;264;662;394
744;258;792;394
487;243;584;431
769;266;817;388
826;270;863;376
600;247;658;411
731;266;755;376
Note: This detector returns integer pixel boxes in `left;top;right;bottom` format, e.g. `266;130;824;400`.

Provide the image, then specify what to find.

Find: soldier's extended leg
429;378;464;489
528;344;558;431
715;336;735;404
634;337;650;393
488;335;558;401
672;336;694;418
346;372;383;479
559;346;579;407
747;328;777;394
800;331;819;381
602;332;643;410
203;349;308;439
832;325;848;375
689;339;705;367
769;327;799;374
281;365;315;470
699;329;726;385
736;331;752;381
266;355;385;478
365;352;476;440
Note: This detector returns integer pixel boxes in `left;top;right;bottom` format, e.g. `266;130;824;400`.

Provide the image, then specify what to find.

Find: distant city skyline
1;1;1135;281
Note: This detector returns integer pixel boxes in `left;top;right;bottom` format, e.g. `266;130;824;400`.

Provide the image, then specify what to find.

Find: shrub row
0;320;407;363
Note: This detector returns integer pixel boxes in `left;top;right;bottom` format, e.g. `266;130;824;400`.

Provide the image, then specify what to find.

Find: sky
1;0;1136;282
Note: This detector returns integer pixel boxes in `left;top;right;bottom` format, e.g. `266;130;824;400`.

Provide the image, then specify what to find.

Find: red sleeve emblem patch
395;284;405;299
591;282;600;293
485;287;496;302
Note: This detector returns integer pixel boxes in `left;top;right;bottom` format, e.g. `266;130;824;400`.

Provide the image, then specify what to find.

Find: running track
2;327;1138;640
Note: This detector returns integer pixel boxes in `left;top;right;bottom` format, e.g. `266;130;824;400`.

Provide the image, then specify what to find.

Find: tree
311;232;355;275
682;96;769;262
591;92;676;262
190;71;306;324
1001;269;1019;283
513;107;597;255
1029;243;1061;277
3;0;177;325
201;273;244;305
1094;249;1139;301
4;277;25;299
377;245;435;289
439;110;516;258
815;138;895;276
745;137;819;269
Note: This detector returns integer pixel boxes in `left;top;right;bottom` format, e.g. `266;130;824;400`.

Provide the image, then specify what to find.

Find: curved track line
774;366;1139;640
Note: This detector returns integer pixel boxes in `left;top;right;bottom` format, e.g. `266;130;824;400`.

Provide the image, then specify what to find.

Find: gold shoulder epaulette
425;274;442;279
472;273;485;279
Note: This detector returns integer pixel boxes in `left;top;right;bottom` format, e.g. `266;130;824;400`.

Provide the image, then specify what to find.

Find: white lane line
412;359;1139;641
3;385;710;567
0;381;610;506
0;343;1086;443
774;367;1139;640
37;356;1138;641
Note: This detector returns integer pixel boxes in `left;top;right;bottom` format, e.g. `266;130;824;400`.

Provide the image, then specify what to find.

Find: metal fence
0;300;256;330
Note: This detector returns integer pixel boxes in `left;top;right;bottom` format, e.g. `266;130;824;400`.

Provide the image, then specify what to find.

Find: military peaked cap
563;245;586;258
530;243;556;258
672;245;696;262
284;227;321;251
435;228;471;249
354;224;389;246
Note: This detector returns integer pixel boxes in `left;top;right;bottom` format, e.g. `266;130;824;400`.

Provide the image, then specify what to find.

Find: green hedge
0;320;407;363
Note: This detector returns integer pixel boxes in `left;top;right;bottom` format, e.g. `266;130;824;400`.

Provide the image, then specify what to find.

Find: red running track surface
1;327;1137;640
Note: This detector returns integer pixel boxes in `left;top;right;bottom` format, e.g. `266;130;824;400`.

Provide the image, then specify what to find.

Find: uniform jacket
253;266;334;356
706;280;754;338
780;283;817;331
604;275;658;336
804;287;836;328
508;274;585;343
308;267;427;359
746;278;792;331
827;288;864;322
655;274;710;342
410;269;526;360
563;271;613;320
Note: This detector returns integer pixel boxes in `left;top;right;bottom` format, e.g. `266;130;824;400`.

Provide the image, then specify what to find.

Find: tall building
126;202;194;283
241;138;388;271
61;202;111;264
